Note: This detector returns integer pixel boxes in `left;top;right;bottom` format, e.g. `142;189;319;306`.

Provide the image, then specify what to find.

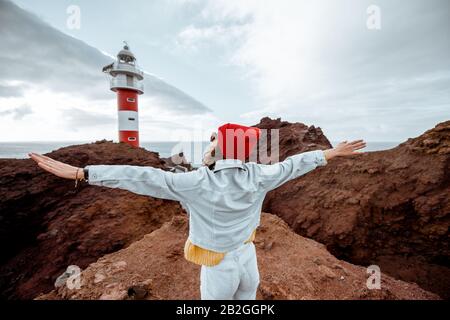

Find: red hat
217;123;261;161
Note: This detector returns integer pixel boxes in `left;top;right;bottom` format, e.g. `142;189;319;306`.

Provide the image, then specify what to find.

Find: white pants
200;242;260;300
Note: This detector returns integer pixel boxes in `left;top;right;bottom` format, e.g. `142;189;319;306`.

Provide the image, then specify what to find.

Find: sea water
0;141;399;163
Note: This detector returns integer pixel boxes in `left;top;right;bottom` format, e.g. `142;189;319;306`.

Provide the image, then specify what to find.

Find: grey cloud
331;0;450;94
140;117;199;131
0;0;211;114
244;0;450;141
0;84;23;97
0;104;32;119
61;107;115;130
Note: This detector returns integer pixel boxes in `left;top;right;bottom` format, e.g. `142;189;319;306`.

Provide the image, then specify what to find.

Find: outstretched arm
256;140;366;191
28;152;202;201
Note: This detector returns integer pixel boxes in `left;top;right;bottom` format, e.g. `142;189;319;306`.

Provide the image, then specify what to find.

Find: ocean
0;141;399;163
0;141;210;165
0;141;193;159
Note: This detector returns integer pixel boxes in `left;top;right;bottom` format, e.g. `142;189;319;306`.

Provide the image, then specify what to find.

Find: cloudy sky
0;0;449;142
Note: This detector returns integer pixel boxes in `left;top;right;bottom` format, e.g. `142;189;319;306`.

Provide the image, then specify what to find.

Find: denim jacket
86;150;327;252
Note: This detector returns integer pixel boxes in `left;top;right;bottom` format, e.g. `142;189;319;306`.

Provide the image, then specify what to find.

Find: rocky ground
39;213;437;300
0;118;448;300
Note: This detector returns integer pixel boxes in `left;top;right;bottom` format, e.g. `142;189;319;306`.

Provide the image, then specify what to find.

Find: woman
29;123;366;300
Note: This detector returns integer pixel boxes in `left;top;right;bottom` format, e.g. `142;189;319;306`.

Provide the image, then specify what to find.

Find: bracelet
74;167;86;188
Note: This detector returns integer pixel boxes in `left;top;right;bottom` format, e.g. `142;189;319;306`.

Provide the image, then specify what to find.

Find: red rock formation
253;117;332;163
262;120;450;298
0;140;182;299
39;213;438;300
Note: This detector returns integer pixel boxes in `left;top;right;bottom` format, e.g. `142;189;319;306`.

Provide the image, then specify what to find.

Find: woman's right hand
323;140;366;161
29;152;84;180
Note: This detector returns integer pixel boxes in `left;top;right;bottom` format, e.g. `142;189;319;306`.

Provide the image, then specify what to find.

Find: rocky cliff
261;119;450;298
253;117;332;163
0;140;183;299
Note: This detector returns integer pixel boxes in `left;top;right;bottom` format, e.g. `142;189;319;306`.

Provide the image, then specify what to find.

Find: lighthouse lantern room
102;42;144;147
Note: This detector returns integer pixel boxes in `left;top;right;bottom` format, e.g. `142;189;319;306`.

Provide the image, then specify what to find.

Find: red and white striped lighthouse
102;43;144;147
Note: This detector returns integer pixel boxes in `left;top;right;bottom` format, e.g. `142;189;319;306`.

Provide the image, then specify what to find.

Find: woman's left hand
28;152;84;180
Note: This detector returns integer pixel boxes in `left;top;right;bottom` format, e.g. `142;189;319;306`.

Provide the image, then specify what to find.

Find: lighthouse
102;43;144;147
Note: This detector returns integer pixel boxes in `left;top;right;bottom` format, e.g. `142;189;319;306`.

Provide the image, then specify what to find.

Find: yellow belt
184;230;256;267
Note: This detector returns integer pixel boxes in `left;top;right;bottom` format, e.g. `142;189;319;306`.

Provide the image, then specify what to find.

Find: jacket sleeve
255;150;327;191
85;165;204;201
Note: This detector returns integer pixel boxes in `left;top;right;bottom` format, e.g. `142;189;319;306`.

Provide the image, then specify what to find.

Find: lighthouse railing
110;77;144;93
111;62;144;79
